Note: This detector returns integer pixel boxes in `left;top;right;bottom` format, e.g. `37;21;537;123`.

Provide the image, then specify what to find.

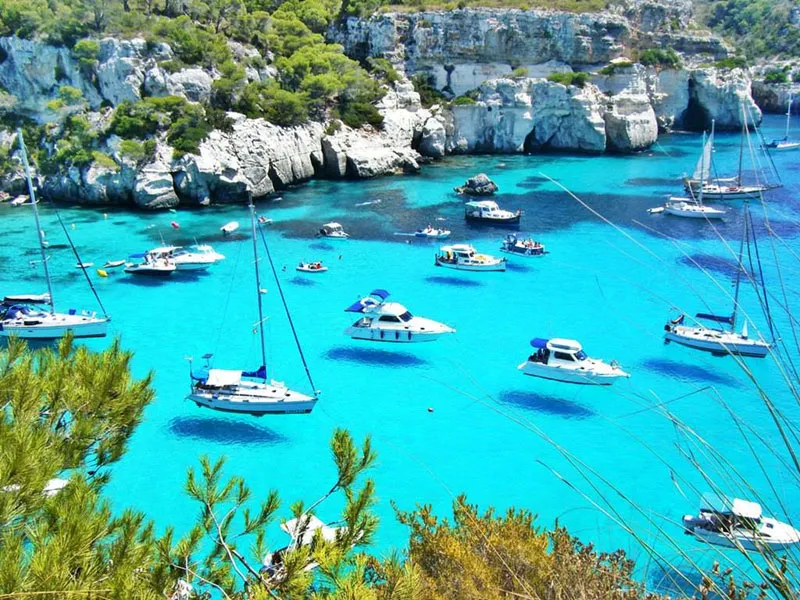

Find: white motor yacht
518;338;630;385
435;244;506;271
344;289;455;343
414;226;451;239
124;253;177;276
683;493;800;551
464;200;521;225
664;314;770;357
318;222;349;239
147;244;225;271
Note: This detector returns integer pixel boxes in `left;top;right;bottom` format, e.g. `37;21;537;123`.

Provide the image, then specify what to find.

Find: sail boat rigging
685;111;782;199
663;203;772;358
0;130;109;340
187;202;318;416
765;94;800;151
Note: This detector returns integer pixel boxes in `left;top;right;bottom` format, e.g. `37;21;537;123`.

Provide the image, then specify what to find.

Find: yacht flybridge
519;338;630;385
187;204;318;416
435;244;506;271
0;130;109;340
344;289;455;343
683;493;800;551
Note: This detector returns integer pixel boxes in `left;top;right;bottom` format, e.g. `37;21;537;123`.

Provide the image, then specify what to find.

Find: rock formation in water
454;173;498;196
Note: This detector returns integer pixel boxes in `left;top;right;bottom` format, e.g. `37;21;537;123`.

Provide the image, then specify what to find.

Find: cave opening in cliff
684;81;712;132
523;129;541;153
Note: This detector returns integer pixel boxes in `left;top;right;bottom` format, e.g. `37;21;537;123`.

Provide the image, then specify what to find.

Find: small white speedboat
344;289;455;343
518;338;629;385
414;226;451;239
660;197;725;219
221;221;240;235
102;259;126;269
683;493;800;551
75;261;94;269
318;222;349;239
664;314;770;358
297;261;327;273
500;233;546;257
10;195;34;206
435;244;506;271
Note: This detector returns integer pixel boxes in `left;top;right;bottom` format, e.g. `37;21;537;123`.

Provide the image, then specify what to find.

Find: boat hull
683;517;800;551
665;328;770;357
664;205;725;219
435;258;506;272
465;214;520;225
500;246;546;257
174;261;212;271
124;265;176;276
188;387;316;415
518;361;627;385
0;316;109;339
345;327;449;343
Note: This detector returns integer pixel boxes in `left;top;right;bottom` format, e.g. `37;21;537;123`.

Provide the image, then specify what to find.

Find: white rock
133;144;179;209
604;92;658;151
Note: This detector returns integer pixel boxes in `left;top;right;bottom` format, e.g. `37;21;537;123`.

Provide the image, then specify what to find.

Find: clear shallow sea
3;115;800;591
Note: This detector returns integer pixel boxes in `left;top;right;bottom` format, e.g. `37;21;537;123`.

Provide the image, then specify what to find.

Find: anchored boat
464;200;520;225
297;261;327;273
765;94;800;151
0;130;109;340
500;233;546;257
435;244;506;271
344;289;455;343
414;225;451;239
318;222;349;239
518;338;629;385
683;493;800;551
147;244;224;271
187;204;318;416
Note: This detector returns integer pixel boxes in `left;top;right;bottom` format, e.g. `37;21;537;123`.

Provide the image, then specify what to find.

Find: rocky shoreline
0;2;781;209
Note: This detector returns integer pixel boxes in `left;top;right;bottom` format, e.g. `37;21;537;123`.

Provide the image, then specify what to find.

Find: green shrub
510;66;529;78
366;57;400;84
158;59;185;74
638;48;681;69
764;69;789;84
239;82;309;126
411;73;446;107
324;119;342;135
793;71;800;83
338;101;383;129
92;151;118;169
452;95;477;105
714;56;748;69
546;71;590;88
73;39;100;73
599;60;633;75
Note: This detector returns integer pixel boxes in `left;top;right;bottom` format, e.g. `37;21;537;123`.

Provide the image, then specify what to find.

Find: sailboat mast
731;207;747;330
786;94;793;140
737;105;746;187
249;201;268;381
698;131;706;205
17;129;55;313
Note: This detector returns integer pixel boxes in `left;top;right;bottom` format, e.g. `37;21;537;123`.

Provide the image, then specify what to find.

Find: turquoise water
3;115;800;590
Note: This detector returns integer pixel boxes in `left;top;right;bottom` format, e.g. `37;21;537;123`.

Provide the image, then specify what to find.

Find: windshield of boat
399;311;413;322
576;350;587;360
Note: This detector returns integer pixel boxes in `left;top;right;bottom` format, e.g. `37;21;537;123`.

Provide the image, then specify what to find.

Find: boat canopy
280;514;339;546
3;293;50;305
465;200;499;209
548;338;583;352
205;369;242;387
128;252;147;259
441;244;474;253
322;222;343;230
345;290;390;313
700;492;762;520
696;312;734;325
530;338;549;349
242;365;267;379
370;289;390;300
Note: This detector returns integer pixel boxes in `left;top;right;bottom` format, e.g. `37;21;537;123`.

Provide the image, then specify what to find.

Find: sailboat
765;94;800;151
685;116;781;200
187;203;318;416
663;206;772;358
650;131;726;219
0;130;109;340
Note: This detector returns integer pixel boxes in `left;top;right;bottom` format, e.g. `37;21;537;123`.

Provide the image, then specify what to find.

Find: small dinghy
297;261;328;273
519;338;629;385
435;244;506;272
75;261;94;269
414;226;451;239
102;259;126;269
221;221;240;236
318;222;349;239
258;216;273;225
683;493;800;551
344;289;455;343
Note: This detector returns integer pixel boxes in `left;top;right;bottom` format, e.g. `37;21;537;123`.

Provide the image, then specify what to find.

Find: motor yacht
147;244;224;271
518;338;629;385
435;244;506;271
221;221;239;235
464;200;520;225
124;253;177;276
344;289;455;343
318;222;349;239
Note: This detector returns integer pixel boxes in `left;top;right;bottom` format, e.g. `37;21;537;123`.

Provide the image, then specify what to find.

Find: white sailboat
765;94;800;151
0;130;109;340
664;207;772;358
683;493;800;551
187;204;318;416
685;117;781;200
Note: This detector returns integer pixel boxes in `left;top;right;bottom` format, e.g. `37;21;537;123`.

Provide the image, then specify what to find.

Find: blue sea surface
3;115;800;590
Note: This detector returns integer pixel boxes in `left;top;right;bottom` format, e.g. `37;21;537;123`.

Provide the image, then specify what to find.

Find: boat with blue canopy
518;337;629;385
344;289;455;343
500;234;546;257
